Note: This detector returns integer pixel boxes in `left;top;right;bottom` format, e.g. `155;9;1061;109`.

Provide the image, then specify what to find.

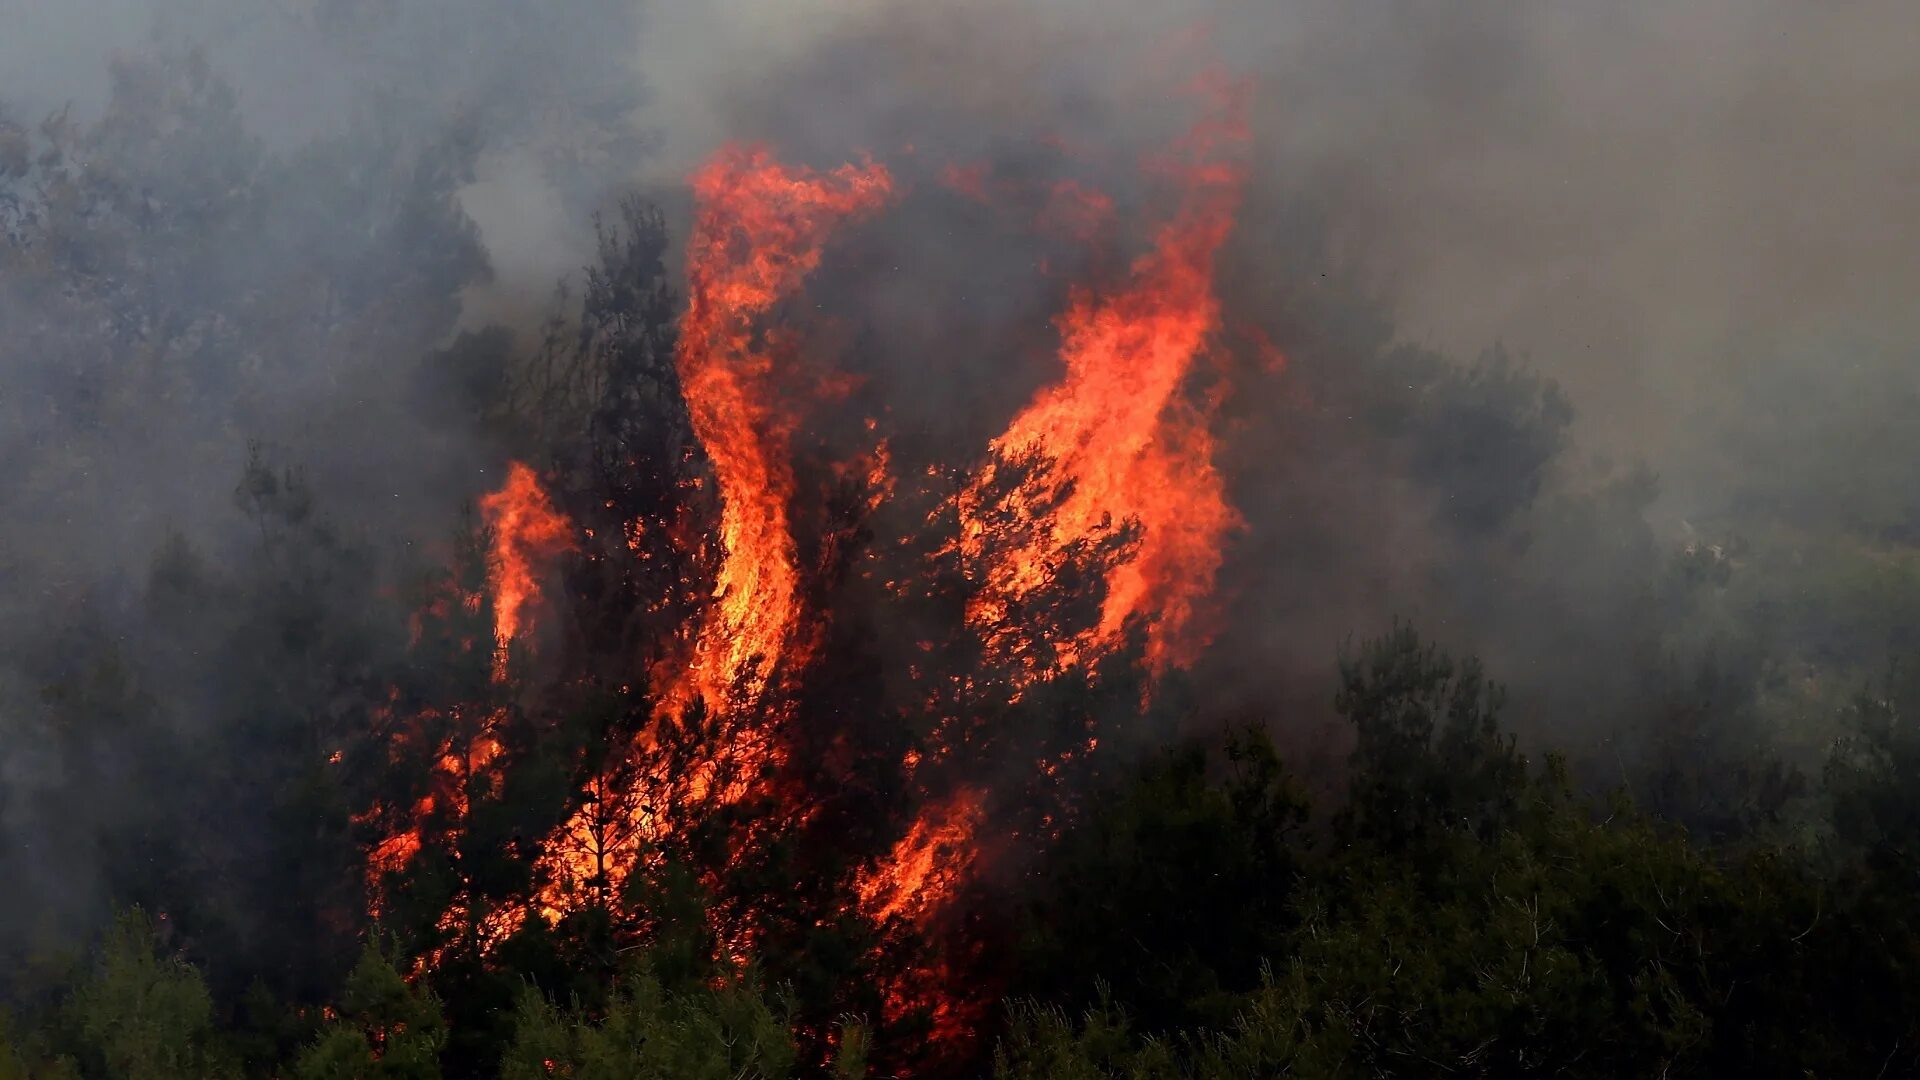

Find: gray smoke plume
0;0;1915;952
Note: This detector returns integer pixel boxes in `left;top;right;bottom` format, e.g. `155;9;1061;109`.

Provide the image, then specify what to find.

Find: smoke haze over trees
2;1;1920;1076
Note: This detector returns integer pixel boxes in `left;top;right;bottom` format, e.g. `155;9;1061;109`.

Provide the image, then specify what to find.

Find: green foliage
1013;727;1308;1029
995;977;1325;1080
12;626;1920;1077
1628;645;1808;845
1335;624;1525;851
57;910;236;1080
498;962;798;1080
1000;629;1919;1078
293;945;446;1080
1828;660;1920;867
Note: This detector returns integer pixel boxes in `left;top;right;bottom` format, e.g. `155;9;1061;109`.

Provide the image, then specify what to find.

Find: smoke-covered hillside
2;2;1920;1076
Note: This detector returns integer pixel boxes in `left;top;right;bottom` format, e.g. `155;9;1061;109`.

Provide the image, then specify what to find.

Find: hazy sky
6;0;1918;482
635;0;1920;473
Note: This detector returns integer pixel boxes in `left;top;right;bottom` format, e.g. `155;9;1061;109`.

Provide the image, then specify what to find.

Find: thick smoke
616;0;1916;765
0;0;655;953
7;0;1911;540
638;0;1920;455
1;0;1916;968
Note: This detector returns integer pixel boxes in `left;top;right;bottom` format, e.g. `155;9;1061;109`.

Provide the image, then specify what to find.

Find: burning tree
347;85;1257;1074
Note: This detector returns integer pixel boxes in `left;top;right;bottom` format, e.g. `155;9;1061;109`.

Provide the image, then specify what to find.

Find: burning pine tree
357;88;1253;1074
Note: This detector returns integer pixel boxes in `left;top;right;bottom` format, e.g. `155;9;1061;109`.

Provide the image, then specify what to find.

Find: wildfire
841;98;1252;1056
671;146;894;714
477;460;575;667
855;788;985;929
364;81;1261;1074
529;147;893;921
362;464;572;933
853;788;994;1058
959;93;1247;677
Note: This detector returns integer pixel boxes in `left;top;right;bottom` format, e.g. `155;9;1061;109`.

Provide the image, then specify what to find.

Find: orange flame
854;787;995;1059
386;90;1259;1067
671;145;894;714
961;99;1247;677
363;465;570;920
478;461;574;671
855;788;984;929
530;147;892;923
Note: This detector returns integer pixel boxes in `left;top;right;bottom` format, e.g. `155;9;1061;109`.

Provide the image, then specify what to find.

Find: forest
5;4;1920;1078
